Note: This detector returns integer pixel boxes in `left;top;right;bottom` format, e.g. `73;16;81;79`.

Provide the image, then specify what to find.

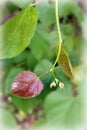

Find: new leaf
11;71;44;98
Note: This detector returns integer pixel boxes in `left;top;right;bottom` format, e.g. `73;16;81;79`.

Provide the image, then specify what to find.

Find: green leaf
10;0;33;8
34;60;57;100
0;109;17;129
12;50;28;63
43;90;84;128
31;87;84;129
36;1;57;48
69;51;80;67
61;24;74;36
34;59;52;76
54;66;73;97
0;5;39;59
37;1;55;31
59;0;84;22
63;35;74;53
57;44;74;80
5;67;23;93
27;52;38;70
10;94;39;112
29;31;49;60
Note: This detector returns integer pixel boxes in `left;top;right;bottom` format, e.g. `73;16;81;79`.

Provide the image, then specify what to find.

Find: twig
31;0;43;6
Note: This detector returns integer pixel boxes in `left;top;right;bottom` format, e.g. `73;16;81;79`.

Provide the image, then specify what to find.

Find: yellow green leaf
0;5;39;59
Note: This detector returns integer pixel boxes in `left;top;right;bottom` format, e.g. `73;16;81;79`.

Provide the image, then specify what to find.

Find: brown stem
72;83;78;97
31;0;43;6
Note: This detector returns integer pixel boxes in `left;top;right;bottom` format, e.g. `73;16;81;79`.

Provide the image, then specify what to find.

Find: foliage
0;5;39;59
0;0;85;130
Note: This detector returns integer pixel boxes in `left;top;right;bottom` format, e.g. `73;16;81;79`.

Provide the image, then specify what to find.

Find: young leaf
11;71;44;98
0;5;39;59
56;44;74;80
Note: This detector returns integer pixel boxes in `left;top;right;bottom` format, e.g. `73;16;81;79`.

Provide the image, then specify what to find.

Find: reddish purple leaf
11;71;44;98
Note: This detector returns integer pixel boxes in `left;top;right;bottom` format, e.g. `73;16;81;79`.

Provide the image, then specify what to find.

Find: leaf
12;50;28;63
63;35;74;53
29;31;50;60
36;1;55;31
57;44;74;80
34;60;58;100
10;0;33;8
34;59;52;76
11;71;44;98
4;68;40;112
5;67;23;94
61;24;74;36
58;0;84;23
43;90;84;128
0;5;39;59
31;88;84;129
0;109;17;129
10;94;39;112
69;50;80;67
36;1;57;47
27;51;38;70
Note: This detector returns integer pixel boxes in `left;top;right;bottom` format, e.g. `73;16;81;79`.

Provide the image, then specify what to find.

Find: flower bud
59;82;64;89
50;81;56;88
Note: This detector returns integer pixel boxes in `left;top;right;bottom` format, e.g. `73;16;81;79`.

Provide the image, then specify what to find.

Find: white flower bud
59;82;64;89
50;81;56;88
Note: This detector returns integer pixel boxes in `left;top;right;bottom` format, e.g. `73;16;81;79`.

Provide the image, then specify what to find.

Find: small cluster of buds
50;78;64;89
